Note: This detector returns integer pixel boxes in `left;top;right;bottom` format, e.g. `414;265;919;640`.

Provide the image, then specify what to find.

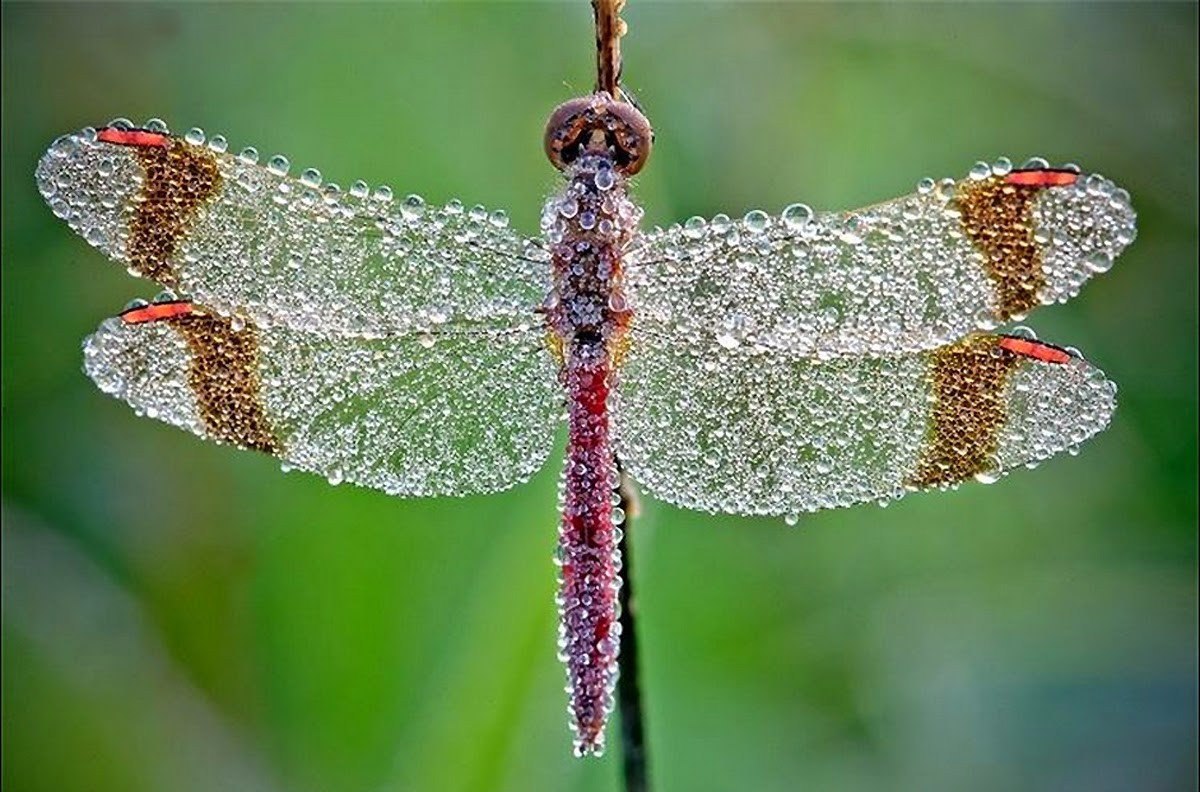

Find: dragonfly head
544;92;652;176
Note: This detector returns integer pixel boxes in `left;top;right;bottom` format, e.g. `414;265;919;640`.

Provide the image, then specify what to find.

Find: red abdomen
557;341;621;756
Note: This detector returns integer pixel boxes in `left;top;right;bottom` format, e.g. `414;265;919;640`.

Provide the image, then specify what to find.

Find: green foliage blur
2;3;1196;791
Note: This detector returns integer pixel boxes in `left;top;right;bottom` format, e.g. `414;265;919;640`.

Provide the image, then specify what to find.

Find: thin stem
592;0;626;99
616;465;649;792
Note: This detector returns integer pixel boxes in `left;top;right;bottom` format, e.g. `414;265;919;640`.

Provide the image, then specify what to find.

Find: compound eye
606;100;652;175
543;94;653;176
544;97;596;172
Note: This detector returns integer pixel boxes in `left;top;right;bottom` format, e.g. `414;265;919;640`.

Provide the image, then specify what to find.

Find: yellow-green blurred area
2;2;1196;791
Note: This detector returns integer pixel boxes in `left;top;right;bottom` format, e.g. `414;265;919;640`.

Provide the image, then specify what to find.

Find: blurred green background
2;3;1196;791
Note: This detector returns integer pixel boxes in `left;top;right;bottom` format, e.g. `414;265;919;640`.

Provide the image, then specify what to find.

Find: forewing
613;332;1116;517
84;304;561;497
626;161;1135;357
37;124;547;337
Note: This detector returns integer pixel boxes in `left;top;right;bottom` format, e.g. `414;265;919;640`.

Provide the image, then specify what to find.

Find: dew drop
1085;173;1110;196
266;155;290;176
743;209;770;234
1009;325;1036;340
400;193;425;219
207;135;228;153
184;127;205;146
299;168;322;188
1084;251;1113;273
781;203;813;231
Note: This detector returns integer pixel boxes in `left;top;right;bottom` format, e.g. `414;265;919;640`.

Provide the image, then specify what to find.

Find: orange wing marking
1004;169;1079;187
97;128;170;148
997;335;1072;364
120;300;198;324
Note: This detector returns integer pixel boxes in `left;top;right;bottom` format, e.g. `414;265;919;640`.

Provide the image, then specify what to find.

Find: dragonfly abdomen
557;338;622;757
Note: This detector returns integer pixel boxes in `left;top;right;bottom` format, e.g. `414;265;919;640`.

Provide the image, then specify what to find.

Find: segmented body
544;152;642;756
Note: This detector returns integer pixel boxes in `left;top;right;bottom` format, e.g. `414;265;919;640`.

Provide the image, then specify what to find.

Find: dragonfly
35;5;1134;761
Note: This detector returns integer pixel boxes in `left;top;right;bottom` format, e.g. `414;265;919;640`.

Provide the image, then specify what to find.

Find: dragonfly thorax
544;153;640;347
544;93;652;176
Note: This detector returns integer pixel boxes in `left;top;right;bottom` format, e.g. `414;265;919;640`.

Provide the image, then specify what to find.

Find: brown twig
592;0;627;99
616;464;649;792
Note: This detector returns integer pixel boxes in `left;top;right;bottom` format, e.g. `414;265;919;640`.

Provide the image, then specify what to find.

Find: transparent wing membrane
84;306;561;497
41;124;1129;520
626;159;1136;359
37;124;548;338
613;332;1116;518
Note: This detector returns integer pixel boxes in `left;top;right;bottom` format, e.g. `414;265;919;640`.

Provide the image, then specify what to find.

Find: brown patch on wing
164;312;280;455
956;176;1048;320
127;141;221;285
907;334;1019;488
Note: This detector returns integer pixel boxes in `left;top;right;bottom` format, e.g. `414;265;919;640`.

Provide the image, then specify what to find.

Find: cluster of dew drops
176;116;549;340
654;156;1077;243
50;119;562;495
552;463;628;758
620;154;1135;367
